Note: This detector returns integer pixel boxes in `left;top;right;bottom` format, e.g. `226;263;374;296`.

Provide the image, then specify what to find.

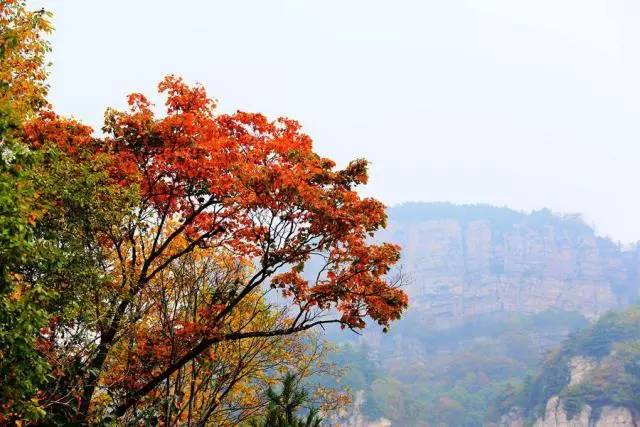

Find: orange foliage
24;75;407;421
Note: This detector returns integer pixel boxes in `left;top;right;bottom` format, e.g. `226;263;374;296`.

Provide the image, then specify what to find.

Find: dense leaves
20;75;406;422
0;0;54;420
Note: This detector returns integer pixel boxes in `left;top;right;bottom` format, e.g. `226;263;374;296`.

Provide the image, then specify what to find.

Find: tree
250;372;323;427
101;248;350;426
23;75;407;423
0;0;54;420
1;2;407;422
0;0;50;121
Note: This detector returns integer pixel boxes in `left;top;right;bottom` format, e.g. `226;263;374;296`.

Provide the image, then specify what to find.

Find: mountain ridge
379;202;640;329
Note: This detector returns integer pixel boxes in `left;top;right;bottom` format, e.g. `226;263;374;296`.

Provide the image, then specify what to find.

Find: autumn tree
100;248;349;425
22;74;407;423
0;3;136;421
0;0;54;420
0;2;407;423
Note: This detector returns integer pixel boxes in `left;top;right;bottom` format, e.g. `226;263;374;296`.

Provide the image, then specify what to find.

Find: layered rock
383;203;640;329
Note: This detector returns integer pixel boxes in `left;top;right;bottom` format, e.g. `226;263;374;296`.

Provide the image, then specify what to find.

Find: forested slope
493;306;640;426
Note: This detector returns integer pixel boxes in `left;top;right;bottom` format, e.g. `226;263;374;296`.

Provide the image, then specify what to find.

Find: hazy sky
34;1;640;243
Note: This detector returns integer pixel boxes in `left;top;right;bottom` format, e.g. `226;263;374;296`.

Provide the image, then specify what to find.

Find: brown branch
113;319;344;417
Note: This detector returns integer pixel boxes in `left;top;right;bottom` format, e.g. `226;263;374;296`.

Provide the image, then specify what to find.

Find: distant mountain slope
325;203;640;426
328;310;589;427
381;202;640;329
493;306;640;426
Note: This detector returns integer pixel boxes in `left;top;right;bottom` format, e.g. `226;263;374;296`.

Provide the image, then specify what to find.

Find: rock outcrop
498;357;637;427
499;404;638;427
495;307;640;427
568;356;597;387
532;396;591;427
503;398;637;427
384;203;640;329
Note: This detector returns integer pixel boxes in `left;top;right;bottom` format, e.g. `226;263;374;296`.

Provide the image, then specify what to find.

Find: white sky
34;0;640;243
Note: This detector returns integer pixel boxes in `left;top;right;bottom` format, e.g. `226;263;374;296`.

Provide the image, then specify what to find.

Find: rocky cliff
498;358;638;427
500;397;637;427
494;306;640;427
382;203;640;329
329;203;640;426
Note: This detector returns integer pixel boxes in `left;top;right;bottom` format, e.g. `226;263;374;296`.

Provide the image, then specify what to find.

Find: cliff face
500;397;638;427
524;396;636;427
383;203;640;329
498;357;637;426
329;204;640;427
498;358;638;427
494;307;640;427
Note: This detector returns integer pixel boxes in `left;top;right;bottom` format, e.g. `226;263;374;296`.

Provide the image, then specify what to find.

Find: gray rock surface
383;206;640;329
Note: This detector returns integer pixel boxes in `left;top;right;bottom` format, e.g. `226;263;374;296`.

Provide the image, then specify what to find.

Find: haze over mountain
327;202;640;426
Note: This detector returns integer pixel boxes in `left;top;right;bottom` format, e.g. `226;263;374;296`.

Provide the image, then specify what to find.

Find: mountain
493;306;640;426
381;202;640;329
326;203;640;426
